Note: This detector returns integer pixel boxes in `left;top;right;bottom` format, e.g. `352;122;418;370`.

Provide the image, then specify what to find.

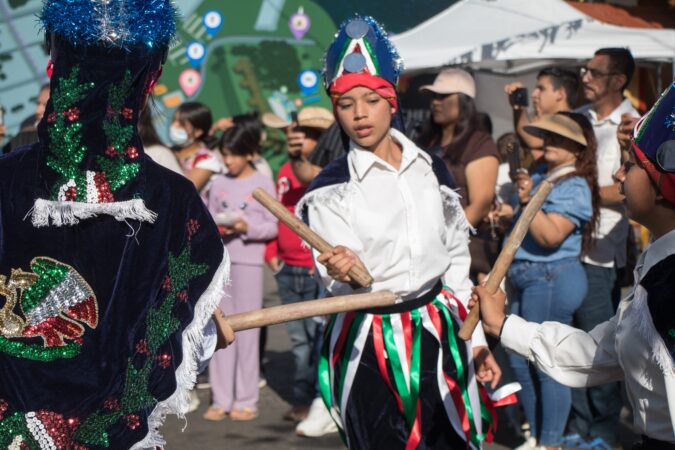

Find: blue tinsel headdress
40;0;178;50
31;0;180;227
323;16;404;90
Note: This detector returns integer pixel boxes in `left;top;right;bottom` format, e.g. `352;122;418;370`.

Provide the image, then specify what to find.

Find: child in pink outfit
204;118;277;421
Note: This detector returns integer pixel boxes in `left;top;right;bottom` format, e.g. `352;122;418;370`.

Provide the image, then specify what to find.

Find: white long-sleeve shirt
578;99;638;268
501;228;675;442
302;128;486;346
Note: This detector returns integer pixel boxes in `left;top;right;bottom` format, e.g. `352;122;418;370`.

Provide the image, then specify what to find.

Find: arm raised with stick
252;187;374;288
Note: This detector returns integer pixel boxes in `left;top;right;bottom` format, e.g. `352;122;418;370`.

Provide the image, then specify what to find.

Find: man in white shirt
572;47;638;447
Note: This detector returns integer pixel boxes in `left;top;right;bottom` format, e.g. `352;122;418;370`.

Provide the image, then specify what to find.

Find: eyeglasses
580;66;617;79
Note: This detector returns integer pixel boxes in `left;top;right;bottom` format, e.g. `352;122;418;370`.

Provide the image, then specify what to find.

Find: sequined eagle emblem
0;257;98;361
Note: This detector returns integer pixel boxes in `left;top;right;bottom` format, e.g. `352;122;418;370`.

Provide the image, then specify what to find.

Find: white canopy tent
391;0;675;75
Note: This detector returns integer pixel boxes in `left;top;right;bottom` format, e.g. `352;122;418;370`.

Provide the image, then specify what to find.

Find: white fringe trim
295;182;356;222
632;284;675;376
28;199;158;227
440;185;475;235
130;249;231;450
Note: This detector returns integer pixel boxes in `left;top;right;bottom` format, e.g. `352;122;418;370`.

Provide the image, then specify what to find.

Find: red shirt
265;163;314;268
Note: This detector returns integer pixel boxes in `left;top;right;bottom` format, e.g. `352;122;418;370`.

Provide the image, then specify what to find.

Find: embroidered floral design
47;67;140;204
0;258;98;362
0;244;210;448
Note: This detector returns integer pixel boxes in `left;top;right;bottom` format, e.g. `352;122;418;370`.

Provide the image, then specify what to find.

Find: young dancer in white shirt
299;16;508;450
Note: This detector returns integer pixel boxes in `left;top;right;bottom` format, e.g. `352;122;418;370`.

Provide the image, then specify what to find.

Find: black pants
341;326;471;449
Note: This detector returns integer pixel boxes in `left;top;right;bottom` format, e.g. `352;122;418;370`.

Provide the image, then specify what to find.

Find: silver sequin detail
26;271;94;325
26;412;57;450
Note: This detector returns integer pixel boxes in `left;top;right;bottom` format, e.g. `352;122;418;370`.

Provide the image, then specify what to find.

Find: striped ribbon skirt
318;285;497;450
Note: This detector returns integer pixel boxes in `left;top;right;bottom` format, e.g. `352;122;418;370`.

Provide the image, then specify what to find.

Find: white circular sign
204;11;222;29
299;70;318;89
293;16;309;30
187;42;205;60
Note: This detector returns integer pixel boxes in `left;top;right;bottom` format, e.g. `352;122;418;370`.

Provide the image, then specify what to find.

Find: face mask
169;126;192;146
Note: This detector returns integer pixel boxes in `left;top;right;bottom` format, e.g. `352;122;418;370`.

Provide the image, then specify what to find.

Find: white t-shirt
145;144;182;174
578;98;638;268
496;162;515;204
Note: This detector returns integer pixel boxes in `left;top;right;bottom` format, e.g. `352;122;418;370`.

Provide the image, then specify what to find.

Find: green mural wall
0;0;455;143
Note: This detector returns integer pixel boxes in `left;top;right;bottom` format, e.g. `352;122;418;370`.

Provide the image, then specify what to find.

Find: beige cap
524;113;587;146
419;68;476;98
262;106;334;130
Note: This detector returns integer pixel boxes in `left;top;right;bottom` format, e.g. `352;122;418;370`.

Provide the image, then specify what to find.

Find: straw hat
419;68;476;99
524;113;587;146
262;107;334;130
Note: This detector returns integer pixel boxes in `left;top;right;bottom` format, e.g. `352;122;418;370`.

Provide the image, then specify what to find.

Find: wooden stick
226;290;396;332
252;187;374;288
458;180;554;340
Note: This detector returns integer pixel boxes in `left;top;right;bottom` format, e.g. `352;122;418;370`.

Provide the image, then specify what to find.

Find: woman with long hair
417;69;500;282
506;112;599;450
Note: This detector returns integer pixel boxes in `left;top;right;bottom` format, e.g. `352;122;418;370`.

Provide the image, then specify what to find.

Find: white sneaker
295;397;338;438
187;390;200;413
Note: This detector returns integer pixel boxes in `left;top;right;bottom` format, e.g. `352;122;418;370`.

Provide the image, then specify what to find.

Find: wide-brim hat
419;68;476;99
524;114;587;146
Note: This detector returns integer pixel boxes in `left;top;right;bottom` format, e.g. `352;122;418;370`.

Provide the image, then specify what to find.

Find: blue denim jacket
509;171;592;262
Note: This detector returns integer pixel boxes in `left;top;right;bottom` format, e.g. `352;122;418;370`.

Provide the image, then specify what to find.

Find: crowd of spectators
0;45;653;449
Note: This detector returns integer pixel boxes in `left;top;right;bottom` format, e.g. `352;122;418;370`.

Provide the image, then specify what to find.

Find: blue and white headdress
323;16;403;91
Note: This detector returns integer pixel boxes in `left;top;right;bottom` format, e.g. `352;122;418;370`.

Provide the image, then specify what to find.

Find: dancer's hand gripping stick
458;180;554;340
252;187;374;288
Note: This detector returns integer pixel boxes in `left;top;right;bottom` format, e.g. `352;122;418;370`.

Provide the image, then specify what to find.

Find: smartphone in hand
510;87;529;108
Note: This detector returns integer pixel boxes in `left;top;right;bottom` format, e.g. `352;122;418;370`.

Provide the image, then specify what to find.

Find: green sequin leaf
21;258;70;314
74;410;120;446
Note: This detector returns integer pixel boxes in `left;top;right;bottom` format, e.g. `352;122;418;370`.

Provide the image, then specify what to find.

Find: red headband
632;142;675;205
329;73;398;111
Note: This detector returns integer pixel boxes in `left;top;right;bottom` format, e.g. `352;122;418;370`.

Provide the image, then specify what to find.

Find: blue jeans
568;264;622;444
275;263;321;406
507;257;587;446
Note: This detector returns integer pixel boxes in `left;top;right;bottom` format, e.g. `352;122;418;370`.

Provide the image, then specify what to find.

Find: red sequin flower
124;414;141;430
105;145;118;158
157;353;172;369
121;107;134;120
63;107;80;122
0;399;8;419
135;339;149;355
186;219;200;241
125;146;139;160
162;275;171;291
47;112;58;123
103;397;120;411
177;290;188;303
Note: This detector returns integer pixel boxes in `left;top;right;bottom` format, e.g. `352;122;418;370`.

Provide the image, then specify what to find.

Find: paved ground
161;270;640;450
